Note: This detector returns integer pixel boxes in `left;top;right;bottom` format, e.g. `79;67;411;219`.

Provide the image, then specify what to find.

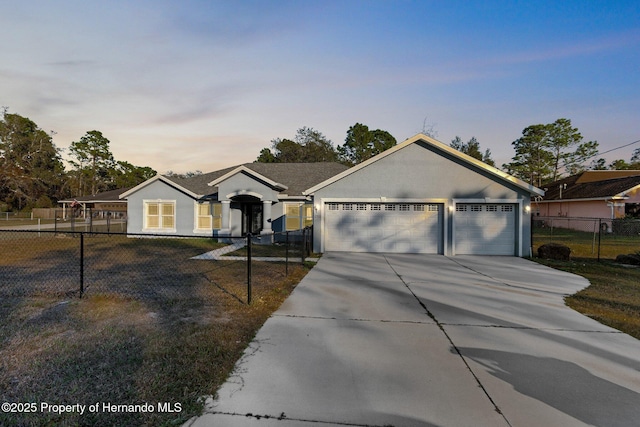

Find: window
356;203;367;211
399;204;410;211
370;204;381;211
501;205;514;212
212;203;222;229
486;205;498;212
195;202;222;230
328;203;339;211
285;203;314;231
145;201;175;231
414;204;425;212
456;205;467;212
471;205;482;212
196;203;212;230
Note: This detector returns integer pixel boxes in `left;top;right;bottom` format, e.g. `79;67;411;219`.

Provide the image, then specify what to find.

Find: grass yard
533;227;640;259
0;233;311;426
533;257;640;340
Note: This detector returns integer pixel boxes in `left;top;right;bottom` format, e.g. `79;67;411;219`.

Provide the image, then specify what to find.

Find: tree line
3;109;637;212
257;119;640;187
0;109;155;211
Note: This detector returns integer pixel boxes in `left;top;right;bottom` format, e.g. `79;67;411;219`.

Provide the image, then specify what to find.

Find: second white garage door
324;202;443;253
454;204;516;255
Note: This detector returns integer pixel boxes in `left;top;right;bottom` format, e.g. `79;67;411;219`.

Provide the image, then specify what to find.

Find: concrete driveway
186;253;640;427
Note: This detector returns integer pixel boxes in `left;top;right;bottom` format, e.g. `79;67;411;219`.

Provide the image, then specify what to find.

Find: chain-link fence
533;216;640;260
0;227;314;303
0;210;128;234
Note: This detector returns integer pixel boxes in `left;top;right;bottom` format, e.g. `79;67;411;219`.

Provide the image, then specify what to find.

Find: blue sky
2;0;639;174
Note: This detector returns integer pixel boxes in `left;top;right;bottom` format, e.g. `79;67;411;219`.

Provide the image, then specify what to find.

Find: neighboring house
121;134;544;256
58;188;130;219
120;162;349;238
534;171;640;221
305;134;543;256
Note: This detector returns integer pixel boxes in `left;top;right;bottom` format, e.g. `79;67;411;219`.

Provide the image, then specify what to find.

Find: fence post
301;227;306;263
285;230;289;276
80;232;84;298
597;218;602;262
247;233;252;305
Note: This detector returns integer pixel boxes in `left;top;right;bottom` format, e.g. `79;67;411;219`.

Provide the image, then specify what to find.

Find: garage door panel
455;204;516;255
325;203;442;254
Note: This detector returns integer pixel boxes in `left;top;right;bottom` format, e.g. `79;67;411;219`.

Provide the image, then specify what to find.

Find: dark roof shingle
166;162;349;198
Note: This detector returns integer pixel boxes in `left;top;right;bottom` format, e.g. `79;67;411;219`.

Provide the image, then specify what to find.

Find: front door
242;203;262;235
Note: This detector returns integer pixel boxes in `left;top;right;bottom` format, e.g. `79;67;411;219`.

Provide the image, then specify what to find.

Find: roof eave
119;175;202;199
207;165;289;191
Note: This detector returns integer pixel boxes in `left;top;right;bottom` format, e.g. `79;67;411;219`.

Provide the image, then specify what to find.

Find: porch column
261;200;273;235
221;201;231;235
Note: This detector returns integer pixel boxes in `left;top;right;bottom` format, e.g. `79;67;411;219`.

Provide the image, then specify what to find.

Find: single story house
120;162;349;238
121;134;544;256
58;188;130;219
534;171;640;220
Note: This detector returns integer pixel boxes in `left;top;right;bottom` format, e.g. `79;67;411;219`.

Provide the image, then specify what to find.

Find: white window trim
193;201;213;234
143;199;177;233
284;202;313;231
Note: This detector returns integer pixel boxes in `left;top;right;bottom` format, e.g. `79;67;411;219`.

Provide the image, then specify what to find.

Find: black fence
0;227;313;304
533;216;640;260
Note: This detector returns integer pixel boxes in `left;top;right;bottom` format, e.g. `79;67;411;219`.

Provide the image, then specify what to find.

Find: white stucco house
121;134;544;256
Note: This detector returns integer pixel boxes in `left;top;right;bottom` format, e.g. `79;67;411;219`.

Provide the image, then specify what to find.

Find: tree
68;130;115;196
0;109;66;210
337;123;397;166
110;161;156;188
547;118;597;180
503;119;598;186
449;136;495;167
256;127;339;163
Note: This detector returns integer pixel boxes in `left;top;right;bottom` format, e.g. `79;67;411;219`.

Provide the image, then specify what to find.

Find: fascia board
536;196;629;203
615;182;640;199
303;133;545;196
119;175;201;199
207;165;288;191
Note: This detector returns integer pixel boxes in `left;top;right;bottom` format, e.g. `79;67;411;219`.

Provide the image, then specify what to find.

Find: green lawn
532;257;640;340
533;227;640;259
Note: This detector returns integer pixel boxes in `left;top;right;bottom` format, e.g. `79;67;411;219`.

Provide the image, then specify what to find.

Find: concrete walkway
192;242;318;263
186;253;640;427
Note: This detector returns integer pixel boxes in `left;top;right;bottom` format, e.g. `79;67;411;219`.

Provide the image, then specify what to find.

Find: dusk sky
2;1;639;174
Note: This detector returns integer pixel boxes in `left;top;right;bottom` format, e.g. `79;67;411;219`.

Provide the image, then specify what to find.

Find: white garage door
324;202;442;253
454;204;516;255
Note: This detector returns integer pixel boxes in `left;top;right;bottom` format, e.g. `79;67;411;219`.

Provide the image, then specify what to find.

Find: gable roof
60;187;131;203
304;133;544;196
120;162;349;200
541;171;640;201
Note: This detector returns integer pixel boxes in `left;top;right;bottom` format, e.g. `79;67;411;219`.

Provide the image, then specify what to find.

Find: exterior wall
125;174;310;237
536;200;614;219
217;172;280;202
125;180;196;235
311;142;533;255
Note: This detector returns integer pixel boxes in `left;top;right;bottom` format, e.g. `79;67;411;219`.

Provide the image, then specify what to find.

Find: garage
454;203;516;255
324;202;443;253
305;134;543;256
